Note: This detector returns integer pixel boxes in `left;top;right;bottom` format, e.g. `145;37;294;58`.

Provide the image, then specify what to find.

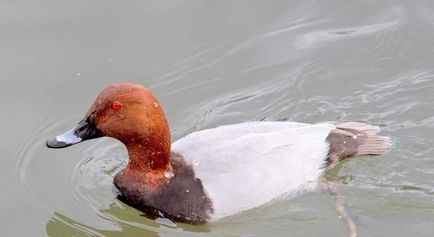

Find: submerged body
47;83;391;224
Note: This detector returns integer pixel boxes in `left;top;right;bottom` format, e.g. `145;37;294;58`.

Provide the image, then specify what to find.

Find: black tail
325;122;391;169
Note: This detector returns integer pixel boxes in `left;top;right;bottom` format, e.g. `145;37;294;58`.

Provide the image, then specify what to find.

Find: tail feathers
336;122;391;156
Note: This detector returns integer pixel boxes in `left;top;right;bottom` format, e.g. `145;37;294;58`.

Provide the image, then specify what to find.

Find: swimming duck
46;83;391;224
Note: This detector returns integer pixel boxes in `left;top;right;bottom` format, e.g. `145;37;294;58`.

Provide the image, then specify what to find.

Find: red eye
111;102;122;111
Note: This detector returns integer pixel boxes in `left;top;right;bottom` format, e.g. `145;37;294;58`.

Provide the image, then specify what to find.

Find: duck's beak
46;113;103;149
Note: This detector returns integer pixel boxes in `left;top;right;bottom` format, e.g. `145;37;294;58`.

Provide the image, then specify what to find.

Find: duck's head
47;83;171;170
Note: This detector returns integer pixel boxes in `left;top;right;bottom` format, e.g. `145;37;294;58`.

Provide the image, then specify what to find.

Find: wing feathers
171;122;334;219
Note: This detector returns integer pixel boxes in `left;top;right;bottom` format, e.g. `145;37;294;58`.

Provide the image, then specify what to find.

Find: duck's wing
171;121;335;220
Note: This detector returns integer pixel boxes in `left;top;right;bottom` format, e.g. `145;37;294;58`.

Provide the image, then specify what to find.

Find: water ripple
295;20;399;49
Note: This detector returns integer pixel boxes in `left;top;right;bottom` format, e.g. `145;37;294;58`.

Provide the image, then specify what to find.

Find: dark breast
115;154;214;224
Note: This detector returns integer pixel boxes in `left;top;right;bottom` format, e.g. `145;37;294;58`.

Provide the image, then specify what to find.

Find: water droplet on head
186;189;190;193
164;170;174;179
153;102;159;108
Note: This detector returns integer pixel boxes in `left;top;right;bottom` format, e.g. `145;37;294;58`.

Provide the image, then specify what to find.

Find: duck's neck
123;119;172;175
125;141;171;172
116;132;172;191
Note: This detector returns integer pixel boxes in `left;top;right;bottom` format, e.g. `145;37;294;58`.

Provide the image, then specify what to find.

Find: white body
171;121;335;220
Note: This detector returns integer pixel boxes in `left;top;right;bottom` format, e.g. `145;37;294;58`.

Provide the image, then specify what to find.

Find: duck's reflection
45;199;211;237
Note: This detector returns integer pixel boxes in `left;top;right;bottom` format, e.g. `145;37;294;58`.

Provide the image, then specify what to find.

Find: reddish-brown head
47;83;171;172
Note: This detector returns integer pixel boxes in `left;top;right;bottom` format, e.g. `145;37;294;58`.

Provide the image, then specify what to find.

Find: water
2;1;434;236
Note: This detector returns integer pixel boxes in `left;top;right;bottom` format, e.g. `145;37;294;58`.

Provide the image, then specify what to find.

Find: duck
46;83;391;224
